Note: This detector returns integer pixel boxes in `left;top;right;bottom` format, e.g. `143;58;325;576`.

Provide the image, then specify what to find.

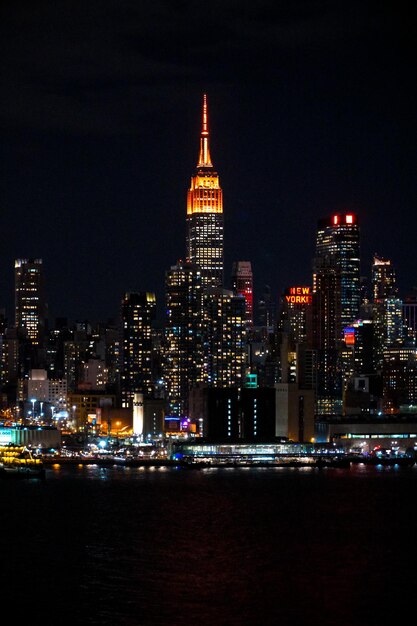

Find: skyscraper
164;259;204;416
121;292;156;409
314;213;360;331
403;290;417;343
15;258;47;347
203;288;247;388
312;257;342;414
186;94;223;289
278;286;314;386
232;261;253;327
372;255;397;300
382;346;417;412
278;286;313;345
312;213;360;414
372;255;403;369
257;285;276;331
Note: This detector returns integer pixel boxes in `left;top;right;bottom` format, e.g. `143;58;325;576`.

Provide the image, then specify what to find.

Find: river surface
1;463;416;625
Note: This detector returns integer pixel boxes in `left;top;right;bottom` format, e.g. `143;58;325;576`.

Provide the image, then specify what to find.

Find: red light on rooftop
345;214;354;224
333;215;339;225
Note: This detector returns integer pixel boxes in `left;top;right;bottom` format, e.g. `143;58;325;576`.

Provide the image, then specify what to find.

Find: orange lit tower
186;95;224;289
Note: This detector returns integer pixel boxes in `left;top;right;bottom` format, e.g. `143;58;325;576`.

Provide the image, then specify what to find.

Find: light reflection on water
43;460;417;483
3;463;415;625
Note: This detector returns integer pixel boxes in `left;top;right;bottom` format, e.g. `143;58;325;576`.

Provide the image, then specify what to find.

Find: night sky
1;1;416;324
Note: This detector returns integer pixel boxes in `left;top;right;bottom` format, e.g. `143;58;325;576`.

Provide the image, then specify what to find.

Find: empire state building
186;94;224;289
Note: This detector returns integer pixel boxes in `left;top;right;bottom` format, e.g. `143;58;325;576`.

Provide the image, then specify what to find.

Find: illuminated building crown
198;93;212;168
187;94;223;216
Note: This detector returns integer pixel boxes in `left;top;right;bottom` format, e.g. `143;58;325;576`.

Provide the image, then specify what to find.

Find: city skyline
1;2;415;322
1;7;416;624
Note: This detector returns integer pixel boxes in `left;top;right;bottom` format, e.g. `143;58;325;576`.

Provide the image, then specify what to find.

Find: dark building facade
203;288;247;389
204;387;277;442
121;292;156;409
15;258;47;348
164;259;204;416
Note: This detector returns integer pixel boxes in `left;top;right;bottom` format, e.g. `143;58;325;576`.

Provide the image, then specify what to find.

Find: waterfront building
169;439;346;464
121;292;156;409
186;94;223;289
68;391;117;430
343;373;383;416
382;346;417;413
192;386;277;442
275;383;315;442
164;259;204;416
0;425;61;448
315;413;417;449
231;261;253;327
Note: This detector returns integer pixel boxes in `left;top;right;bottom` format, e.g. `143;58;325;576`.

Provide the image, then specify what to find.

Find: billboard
284;287;312;305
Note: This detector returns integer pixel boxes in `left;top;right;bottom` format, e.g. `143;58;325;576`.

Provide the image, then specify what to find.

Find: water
1;464;416;625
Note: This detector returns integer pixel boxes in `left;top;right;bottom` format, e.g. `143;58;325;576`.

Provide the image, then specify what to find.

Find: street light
115;421;122;447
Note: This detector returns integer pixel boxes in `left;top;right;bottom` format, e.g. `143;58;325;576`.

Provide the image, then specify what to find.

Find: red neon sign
284;287;312;305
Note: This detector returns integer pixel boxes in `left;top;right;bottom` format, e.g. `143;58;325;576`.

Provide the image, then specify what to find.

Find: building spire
197;94;213;168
